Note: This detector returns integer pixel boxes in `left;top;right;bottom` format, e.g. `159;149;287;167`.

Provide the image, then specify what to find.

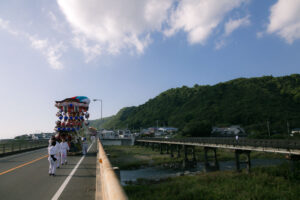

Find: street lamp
93;99;102;121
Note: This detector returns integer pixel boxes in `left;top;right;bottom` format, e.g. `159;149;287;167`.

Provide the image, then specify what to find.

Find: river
120;158;286;185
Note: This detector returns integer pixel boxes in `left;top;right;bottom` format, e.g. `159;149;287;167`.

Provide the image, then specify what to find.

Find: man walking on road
60;138;69;165
55;134;61;168
48;141;57;176
82;137;88;155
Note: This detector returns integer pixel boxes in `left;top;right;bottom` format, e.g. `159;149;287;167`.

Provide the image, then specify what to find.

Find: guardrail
0;140;49;156
96;139;128;200
136;137;300;150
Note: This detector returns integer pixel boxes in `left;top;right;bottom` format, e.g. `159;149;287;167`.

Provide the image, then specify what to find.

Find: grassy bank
105;145;182;169
125;163;300;200
105;145;299;199
105;145;285;170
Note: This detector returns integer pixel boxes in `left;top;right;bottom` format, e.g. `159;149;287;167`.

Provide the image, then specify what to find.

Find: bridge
0;139;128;200
136;137;300;171
1;137;299;199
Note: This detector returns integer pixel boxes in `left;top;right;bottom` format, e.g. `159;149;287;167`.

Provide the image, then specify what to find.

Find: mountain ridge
90;74;300;137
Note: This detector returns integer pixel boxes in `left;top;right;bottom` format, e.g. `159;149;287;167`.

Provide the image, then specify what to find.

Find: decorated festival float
54;96;90;155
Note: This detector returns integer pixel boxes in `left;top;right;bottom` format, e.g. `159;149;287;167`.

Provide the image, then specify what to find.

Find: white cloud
0;17;66;69
0;18;19;36
29;37;48;49
57;0;173;57
46;42;66;70
214;15;250;50
57;0;250;59
72;36;102;63
267;0;300;44
48;11;57;22
256;31;264;39
48;11;68;34
28;36;66;70
224;15;250;36
215;39;226;50
165;0;248;45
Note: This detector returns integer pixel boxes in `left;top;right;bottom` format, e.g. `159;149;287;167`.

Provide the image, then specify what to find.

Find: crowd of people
47;134;93;176
48;134;70;176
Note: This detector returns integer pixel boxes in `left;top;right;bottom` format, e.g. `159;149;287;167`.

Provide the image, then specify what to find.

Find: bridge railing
0;140;49;156
96;139;128;200
136;137;300;149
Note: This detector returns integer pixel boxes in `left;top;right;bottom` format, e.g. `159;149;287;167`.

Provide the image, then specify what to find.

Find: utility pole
93;99;103;121
267;120;270;137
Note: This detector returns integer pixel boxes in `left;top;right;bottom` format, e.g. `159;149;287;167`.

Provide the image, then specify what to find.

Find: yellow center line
0;155;48;176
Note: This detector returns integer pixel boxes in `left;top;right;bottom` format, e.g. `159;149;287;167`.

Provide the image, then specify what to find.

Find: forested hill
90;74;300;137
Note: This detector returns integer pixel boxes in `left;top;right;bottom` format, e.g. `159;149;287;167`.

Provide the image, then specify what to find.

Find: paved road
0;141;97;200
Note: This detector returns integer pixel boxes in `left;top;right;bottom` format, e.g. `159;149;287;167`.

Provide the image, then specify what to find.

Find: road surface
0;141;97;200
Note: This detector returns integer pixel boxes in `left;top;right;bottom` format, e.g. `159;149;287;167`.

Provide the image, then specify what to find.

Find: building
211;125;246;137
100;130;118;139
158;127;178;134
118;130;132;138
291;128;300;136
30;133;53;140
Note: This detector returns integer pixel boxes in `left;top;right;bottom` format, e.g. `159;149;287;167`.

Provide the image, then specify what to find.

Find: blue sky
1;0;300;139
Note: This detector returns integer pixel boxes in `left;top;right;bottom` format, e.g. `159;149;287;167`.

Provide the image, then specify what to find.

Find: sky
0;0;300;139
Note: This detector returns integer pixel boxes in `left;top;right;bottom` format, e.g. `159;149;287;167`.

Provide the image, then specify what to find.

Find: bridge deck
136;138;300;155
0;141;97;200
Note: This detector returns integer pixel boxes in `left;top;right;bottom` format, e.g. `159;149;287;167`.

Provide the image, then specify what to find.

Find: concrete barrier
100;138;134;146
96;139;128;200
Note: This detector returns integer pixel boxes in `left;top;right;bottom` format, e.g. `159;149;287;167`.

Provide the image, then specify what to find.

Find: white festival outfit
60;142;69;165
82;138;88;155
48;145;57;175
55;141;61;168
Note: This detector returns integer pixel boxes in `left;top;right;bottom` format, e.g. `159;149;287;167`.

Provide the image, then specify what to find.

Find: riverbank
104;145;181;169
105;145;285;170
106;145;299;199
124;163;300;200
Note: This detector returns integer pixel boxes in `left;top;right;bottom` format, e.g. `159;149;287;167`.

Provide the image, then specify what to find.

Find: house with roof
211;125;246;137
291;128;300;136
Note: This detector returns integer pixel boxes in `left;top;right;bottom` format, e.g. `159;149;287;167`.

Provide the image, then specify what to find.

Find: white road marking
51;141;94;200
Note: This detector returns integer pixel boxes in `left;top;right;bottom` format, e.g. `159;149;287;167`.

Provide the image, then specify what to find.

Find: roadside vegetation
124;163;300;200
105;145;181;170
106;145;298;199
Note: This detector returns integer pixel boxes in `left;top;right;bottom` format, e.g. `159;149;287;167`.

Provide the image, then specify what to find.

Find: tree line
90;74;300;138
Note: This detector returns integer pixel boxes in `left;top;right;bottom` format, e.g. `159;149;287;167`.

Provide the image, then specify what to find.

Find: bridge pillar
166;144;169;154
192;146;196;163
151;143;154;151
204;147;219;172
177;145;181;158
183;145;189;168
170;145;174;158
235;150;251;173
160;143;163;154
